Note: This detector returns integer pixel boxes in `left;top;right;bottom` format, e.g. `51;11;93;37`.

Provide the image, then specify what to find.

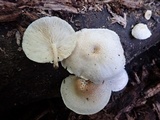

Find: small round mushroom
60;75;111;115
107;69;128;92
62;28;126;84
131;23;152;40
22;16;76;68
144;10;152;20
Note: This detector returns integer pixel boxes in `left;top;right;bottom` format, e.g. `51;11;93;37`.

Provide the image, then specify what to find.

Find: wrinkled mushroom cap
60;75;111;115
107;69;128;92
62;29;126;84
131;23;152;40
22;16;76;67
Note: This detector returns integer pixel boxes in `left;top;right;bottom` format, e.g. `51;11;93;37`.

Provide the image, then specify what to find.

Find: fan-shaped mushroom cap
62;29;126;84
107;69;128;92
60;75;111;115
131;23;152;40
22;16;76;67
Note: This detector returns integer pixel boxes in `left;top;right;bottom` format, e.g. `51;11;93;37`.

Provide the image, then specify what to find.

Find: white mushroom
61;28;126;84
22;16;76;68
144;10;152;20
107;69;128;92
131;23;152;40
60;75;111;115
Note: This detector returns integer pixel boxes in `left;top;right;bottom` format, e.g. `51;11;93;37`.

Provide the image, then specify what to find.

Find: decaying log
0;0;145;23
0;11;21;22
118;0;144;9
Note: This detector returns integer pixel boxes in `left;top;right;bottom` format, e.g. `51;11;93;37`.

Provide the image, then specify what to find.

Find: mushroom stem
51;43;59;68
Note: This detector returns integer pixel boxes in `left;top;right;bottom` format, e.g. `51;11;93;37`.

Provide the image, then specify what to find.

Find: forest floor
0;0;160;120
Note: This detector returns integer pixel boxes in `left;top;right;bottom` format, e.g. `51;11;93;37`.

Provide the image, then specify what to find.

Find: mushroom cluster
22;16;128;115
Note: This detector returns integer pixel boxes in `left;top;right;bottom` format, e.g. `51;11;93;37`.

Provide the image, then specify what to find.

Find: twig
0;11;21;22
134;72;141;84
144;83;160;99
153;102;160;120
118;0;143;9
0;1;16;7
34;110;49;120
125;114;135;120
15;31;21;46
114;82;160;119
23;11;39;21
43;3;78;13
